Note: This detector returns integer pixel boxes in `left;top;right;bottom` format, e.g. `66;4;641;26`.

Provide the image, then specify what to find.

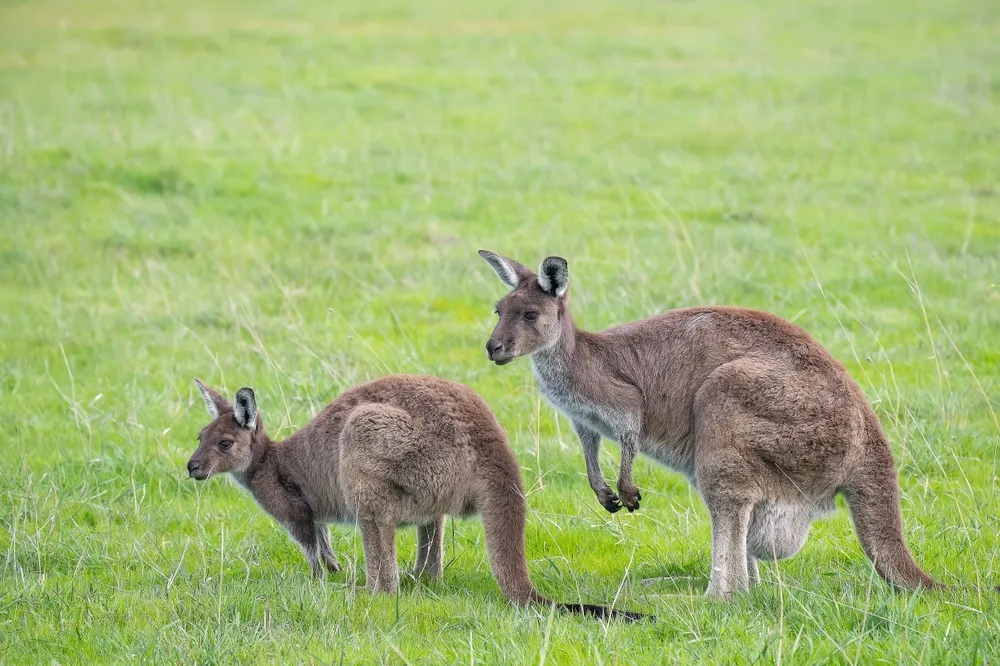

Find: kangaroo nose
187;460;201;476
486;339;503;359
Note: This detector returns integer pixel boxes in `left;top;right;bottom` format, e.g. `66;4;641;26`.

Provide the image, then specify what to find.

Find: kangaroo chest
531;360;627;442
531;354;698;481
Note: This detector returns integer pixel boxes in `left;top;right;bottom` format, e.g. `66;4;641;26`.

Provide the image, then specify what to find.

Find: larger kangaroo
478;249;940;598
186;374;642;620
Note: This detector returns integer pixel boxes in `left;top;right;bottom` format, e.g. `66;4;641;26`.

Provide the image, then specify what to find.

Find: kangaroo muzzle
187;458;209;480
486;339;514;365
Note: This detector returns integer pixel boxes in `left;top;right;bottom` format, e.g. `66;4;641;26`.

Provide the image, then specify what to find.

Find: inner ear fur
194;378;229;418
537;256;569;297
234;387;258;430
478;249;532;290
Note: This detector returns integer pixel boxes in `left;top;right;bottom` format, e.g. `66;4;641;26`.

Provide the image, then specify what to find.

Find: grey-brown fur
479;249;940;598
186;374;642;620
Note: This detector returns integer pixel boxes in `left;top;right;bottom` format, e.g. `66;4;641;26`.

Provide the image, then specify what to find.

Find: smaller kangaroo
186;374;642;621
479;249;942;598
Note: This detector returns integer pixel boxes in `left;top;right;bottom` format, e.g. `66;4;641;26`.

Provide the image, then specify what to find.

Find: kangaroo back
842;426;940;590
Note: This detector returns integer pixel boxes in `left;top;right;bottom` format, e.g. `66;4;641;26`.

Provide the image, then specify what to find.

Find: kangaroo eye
524;311;539;322
218;440;234;450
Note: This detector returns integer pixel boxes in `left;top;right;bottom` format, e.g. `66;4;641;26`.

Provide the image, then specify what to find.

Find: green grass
1;0;999;662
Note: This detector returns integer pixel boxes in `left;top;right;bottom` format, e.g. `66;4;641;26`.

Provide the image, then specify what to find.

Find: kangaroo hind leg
704;500;753;599
359;518;399;593
315;524;341;573
415;516;445;579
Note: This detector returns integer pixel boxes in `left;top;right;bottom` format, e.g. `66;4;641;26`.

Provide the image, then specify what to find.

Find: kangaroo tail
842;429;941;590
478;460;541;606
478;450;647;621
552;602;648;623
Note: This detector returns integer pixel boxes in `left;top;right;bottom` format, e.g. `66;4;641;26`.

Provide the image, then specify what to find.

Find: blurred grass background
1;0;998;662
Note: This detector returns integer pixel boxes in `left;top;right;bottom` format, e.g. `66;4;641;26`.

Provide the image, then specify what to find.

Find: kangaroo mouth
487;348;516;365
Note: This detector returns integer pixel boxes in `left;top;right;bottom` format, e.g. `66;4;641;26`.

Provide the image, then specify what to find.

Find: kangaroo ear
194;378;229;418
478;249;531;290
537;256;569;297
233;387;257;430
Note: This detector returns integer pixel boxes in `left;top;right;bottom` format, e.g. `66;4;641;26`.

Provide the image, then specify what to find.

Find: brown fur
187;374;643;621
479;249;940;597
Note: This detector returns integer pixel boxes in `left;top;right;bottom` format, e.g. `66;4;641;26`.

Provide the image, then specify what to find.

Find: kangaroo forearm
573;422;609;493
617;437;637;487
614;433;641;511
584;455;607;495
572;421;628;513
618;434;639;485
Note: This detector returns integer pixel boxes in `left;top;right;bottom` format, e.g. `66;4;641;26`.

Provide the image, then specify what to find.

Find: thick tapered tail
479;462;546;606
842;431;941;590
479;457;647;621
553;602;648;623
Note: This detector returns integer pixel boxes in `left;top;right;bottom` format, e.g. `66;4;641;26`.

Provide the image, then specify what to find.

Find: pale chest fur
530;352;698;481
531;355;635;443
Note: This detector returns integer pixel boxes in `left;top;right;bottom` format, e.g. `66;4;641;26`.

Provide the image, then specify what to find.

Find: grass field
2;0;999;662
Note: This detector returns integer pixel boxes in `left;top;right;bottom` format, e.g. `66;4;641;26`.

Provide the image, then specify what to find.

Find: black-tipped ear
194;378;229;418
537;256;569;297
478;249;531;290
233;387;257;430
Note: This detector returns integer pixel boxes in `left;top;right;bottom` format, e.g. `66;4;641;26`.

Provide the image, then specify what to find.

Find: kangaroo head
478;249;569;365
187;379;261;480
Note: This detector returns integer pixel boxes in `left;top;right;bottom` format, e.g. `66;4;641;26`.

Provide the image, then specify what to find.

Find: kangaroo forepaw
596;487;623;513
618;484;641;513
